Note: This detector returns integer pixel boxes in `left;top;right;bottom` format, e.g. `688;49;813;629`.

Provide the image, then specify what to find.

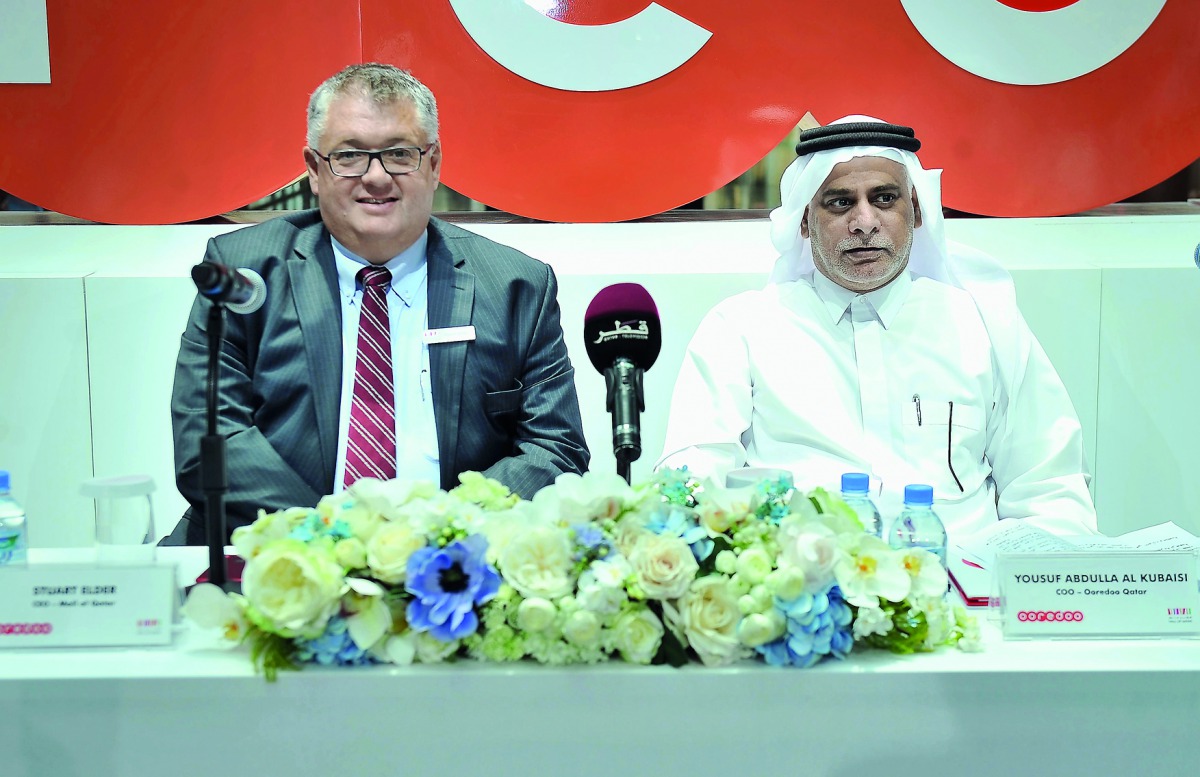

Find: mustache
834;236;895;252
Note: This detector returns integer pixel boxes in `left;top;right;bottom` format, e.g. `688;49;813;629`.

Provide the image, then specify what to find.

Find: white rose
765;565;807;602
777;521;842;593
630;534;699;600
735;548;773;585
577;566;628;614
612;517;650;558
612;608;664;664
315;492;385;543
334;537;368;570
516;597;558;633
715;550;737;575
562;610;602;648
498;526;575;600
231;506;307;560
737;611;786;648
366;520;426;584
666;577;747;667
241;540;345;638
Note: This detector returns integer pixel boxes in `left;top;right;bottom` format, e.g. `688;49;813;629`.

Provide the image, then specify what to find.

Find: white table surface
3;548;1199;777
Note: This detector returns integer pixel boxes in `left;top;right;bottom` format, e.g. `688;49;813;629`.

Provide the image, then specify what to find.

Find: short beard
809;211;915;292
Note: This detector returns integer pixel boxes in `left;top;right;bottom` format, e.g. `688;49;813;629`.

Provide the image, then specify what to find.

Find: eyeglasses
311;144;435;178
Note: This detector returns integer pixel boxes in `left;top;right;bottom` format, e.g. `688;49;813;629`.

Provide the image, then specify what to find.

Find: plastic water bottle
888;484;947;568
0;470;28;566
840;472;882;537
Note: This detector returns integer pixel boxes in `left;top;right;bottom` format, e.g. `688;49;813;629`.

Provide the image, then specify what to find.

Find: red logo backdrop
0;0;1196;223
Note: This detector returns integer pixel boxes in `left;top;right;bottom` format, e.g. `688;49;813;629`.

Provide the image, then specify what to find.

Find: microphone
191;261;266;314
583;284;662;481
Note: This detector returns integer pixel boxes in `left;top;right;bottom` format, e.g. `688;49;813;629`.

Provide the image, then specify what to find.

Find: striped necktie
344;265;396;487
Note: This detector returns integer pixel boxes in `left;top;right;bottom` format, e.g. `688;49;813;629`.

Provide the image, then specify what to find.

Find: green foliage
859;600;931;655
248;628;300;682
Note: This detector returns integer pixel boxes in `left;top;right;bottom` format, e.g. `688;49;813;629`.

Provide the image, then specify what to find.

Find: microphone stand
605;360;645;485
201;302;237;593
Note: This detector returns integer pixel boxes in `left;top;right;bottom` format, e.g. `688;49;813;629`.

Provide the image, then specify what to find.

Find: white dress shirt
331;234;440;490
657;269;1097;540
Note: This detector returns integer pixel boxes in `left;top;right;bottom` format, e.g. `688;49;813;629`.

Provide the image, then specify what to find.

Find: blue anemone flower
405;534;500;642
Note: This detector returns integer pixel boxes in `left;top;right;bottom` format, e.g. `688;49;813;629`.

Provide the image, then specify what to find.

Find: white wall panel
0;275;94;546
83;276;195;540
1096;268;1200;536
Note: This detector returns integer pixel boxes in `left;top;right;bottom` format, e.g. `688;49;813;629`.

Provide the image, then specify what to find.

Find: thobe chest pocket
902;399;987;494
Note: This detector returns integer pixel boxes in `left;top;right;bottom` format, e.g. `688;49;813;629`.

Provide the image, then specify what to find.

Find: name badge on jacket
424;326;476;345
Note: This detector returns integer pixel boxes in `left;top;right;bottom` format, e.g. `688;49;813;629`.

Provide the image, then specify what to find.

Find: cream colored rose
231;506;308;560
516;597;558;633
612;516;651;558
737;611;786;648
315;492;385;544
612;608;664;664
735;547;773;585
334;537;368;570
241;540;345;638
766;565;807;601
666;576;747;667
366;520;426;584
695;479;754;534
562;610;602;648
629;534;698;600
498;526;575;600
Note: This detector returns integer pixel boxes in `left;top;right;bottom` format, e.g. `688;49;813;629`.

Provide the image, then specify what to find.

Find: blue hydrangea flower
405;534;500;642
294;615;376;667
646;505;713;562
756;584;853;667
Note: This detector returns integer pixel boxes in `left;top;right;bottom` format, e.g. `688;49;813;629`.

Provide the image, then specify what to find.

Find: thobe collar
812;267;913;329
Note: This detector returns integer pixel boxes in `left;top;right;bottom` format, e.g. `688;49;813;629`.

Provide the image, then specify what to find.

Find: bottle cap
80;474;156;499
840;472;869;493
903;484;934;506
0;470;9;493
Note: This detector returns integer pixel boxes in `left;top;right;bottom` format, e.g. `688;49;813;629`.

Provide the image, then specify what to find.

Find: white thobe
657;269;1097;541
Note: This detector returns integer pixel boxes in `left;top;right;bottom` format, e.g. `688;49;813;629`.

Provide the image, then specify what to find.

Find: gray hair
306;63;439;149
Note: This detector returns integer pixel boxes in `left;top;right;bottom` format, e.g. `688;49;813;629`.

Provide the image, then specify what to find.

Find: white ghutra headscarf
767;114;1032;437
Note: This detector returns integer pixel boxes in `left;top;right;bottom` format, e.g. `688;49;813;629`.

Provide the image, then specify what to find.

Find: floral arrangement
184;470;980;678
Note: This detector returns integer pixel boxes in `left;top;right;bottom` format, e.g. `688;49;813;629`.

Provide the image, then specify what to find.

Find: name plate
0;564;175;648
995;551;1200;639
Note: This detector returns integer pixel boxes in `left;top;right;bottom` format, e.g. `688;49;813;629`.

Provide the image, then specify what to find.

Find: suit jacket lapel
426;220;474;489
288;223;341;492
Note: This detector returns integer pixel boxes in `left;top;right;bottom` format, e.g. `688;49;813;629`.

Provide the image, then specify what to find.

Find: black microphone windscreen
583;283;662;372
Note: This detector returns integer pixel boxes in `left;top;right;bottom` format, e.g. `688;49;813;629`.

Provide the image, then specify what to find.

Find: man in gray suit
169;63;588;544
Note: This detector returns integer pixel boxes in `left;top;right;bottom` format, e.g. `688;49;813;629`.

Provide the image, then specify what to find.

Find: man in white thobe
657;117;1097;540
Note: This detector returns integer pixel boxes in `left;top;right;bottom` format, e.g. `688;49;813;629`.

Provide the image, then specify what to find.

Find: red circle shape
0;2;359;223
